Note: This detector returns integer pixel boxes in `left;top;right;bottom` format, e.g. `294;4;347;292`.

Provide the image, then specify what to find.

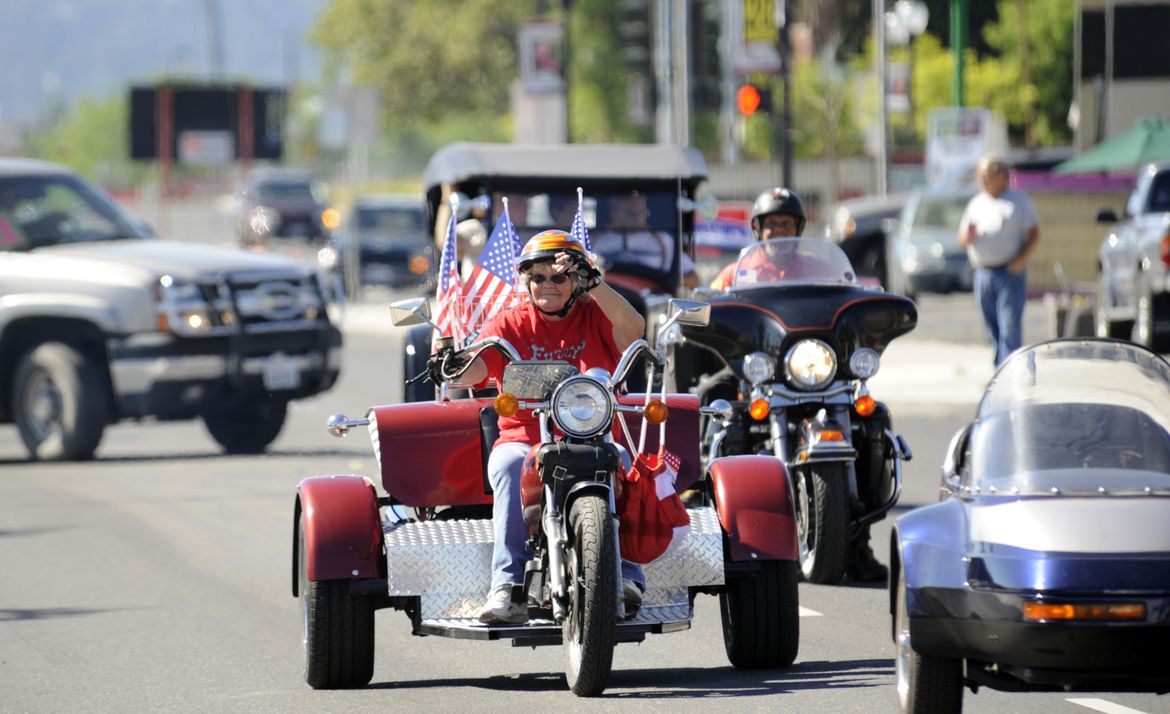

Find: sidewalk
340;304;995;415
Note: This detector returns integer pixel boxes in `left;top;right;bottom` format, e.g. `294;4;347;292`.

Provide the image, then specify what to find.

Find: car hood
34;239;312;283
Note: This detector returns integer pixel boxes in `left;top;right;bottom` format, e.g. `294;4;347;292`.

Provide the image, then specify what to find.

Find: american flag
570;186;591;252
462;201;523;337
433;209;464;345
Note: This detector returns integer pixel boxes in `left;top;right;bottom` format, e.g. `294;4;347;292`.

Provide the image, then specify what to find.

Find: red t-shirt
478;298;622;446
712;250;832;290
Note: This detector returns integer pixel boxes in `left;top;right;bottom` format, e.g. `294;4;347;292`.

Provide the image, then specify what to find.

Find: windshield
967;340;1170;495
353;205;427;248
489;190;679;274
907;194;969;232
728;238;858;288
0;174;150;251
255;178;321;203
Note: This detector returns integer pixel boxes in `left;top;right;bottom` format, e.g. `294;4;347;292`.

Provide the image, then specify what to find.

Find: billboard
129;84;286;162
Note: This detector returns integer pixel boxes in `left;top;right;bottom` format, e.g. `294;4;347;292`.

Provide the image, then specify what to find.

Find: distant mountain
0;0;326;124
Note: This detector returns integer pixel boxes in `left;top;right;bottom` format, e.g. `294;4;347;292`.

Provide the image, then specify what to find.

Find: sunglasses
529;273;570;285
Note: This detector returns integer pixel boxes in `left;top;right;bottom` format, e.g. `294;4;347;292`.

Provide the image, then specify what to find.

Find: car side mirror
940;423;971;494
1095;208;1119;224
390;297;436;329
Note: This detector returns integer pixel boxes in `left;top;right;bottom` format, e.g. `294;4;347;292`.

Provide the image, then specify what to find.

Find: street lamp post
878;0;929;195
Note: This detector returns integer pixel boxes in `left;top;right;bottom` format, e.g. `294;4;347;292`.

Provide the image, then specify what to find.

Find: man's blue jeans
487;441;645;591
974;265;1026;366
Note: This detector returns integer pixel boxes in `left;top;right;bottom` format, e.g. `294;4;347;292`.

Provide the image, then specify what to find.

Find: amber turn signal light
855;394;876;417
494;393;519;418
644;399;669;424
749;398;770;420
321;207;342;230
1023;601;1146;622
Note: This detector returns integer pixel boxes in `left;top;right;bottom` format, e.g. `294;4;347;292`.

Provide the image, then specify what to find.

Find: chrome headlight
849;348;881;379
551;375;613;438
742;351;776;385
784;339;837;391
156;276;228;335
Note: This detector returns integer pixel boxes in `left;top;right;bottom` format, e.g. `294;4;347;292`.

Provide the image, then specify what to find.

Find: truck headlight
551;376;613;438
784;339;837;391
156;276;226;335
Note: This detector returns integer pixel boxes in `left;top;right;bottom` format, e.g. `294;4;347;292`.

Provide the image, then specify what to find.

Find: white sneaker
477;584;527;625
622;578;643;620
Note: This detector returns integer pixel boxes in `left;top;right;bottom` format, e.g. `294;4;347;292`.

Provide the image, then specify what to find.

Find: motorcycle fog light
743;351;776;385
784;339;837;391
551;376;613;438
849;348;880;379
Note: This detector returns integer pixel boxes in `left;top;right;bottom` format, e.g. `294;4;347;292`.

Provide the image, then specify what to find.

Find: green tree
26;96;146;187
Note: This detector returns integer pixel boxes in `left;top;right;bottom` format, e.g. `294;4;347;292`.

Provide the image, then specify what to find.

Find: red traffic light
736;84;762;116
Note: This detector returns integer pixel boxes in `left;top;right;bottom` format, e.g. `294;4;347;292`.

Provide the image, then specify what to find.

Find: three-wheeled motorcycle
684;237;917;585
292;298;800;696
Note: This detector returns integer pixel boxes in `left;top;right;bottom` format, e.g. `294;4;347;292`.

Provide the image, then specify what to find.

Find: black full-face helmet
750;187;806;238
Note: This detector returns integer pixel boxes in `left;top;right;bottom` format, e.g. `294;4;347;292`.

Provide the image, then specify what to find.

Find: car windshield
967;340;1170;494
729;238;858;288
489;190;680;274
255;178;319;202
0;174;149;251
908;194;969;231
354;205;427;248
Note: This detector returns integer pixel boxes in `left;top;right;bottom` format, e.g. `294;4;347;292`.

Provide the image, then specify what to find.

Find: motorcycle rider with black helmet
701;187;888;583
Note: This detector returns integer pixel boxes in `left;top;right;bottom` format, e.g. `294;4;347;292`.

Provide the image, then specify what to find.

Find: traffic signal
736;84;763;116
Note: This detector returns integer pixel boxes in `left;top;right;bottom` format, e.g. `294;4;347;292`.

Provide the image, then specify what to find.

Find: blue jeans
487;441;645;591
974;265;1027;366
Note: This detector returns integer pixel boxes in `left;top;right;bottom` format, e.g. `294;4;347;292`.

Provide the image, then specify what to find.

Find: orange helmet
517;229;589;273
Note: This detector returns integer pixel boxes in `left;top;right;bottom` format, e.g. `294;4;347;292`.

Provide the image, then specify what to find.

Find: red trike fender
708;455;798;562
293;475;384;594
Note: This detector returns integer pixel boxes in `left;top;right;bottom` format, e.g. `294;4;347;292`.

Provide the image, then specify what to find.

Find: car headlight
551;376;613;438
743;351;776;385
849;348;880;379
156;276;230;335
784;339;837;391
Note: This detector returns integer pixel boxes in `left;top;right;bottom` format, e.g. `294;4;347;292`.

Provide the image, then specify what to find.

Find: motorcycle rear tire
796;464;850;584
299;511;375;689
562;493;617;697
720;559;799;668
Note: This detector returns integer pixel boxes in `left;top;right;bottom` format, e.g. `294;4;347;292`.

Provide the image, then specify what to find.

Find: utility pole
205;0;224;81
950;0;966;107
875;0;888;195
779;0;792;186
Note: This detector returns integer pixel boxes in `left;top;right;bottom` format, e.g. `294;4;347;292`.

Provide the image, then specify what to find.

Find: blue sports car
890;339;1170;712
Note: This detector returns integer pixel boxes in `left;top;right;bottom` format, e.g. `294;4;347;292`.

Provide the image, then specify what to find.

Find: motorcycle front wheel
794;463;850;584
562;493;617;697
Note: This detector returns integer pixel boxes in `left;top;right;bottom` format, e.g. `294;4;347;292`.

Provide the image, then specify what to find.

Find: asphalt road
1;292;1165;712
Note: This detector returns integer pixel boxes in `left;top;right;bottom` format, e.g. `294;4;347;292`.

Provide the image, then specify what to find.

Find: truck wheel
895;564;962;713
720;559;799;668
12;342;109;461
563;493;616;697
202;401;287;454
794;464;850;584
299;511;375;689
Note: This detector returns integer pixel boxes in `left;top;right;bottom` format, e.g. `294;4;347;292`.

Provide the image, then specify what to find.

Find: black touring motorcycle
683;238;917;584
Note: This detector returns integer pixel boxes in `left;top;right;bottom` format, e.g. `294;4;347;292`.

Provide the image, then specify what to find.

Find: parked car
824;191;909;289
0;158;342;460
337;194;433;293
890;338;1170;711
886;186;976;300
1095;160;1170;351
404;142;709;401
237;167;339;246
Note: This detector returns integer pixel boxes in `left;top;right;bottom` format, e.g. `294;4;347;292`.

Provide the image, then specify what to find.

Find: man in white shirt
958;155;1040;365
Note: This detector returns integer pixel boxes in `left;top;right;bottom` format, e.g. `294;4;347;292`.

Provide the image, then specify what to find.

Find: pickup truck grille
227;272;327;328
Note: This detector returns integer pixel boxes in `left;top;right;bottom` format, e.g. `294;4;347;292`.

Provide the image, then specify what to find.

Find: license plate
263;353;301;391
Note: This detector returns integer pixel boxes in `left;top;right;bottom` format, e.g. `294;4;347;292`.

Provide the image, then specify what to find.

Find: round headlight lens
784;339;837;391
551;377;613;438
742;351;776;385
849;348;881;379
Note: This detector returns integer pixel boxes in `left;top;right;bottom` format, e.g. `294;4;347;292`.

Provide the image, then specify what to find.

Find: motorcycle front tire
796;463;850;584
562;493;617;697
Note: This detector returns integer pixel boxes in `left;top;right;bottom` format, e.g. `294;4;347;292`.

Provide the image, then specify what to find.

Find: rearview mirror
668;298;710;327
390;297;435;328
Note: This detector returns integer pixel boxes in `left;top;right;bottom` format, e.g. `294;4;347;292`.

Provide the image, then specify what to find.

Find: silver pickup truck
1096;160;1170;352
0;158;342;461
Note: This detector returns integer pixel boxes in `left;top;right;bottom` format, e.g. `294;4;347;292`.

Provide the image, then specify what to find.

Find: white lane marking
1066;698;1150;714
799;606;822;617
